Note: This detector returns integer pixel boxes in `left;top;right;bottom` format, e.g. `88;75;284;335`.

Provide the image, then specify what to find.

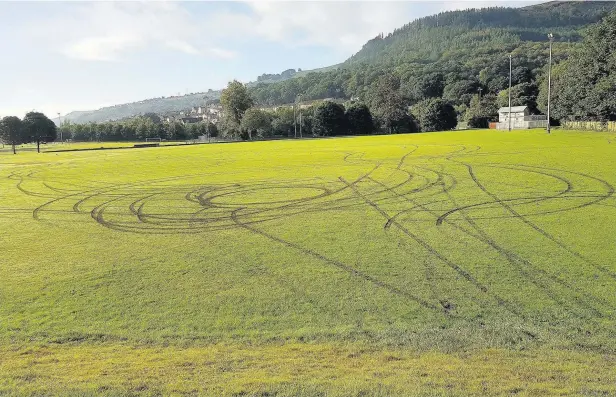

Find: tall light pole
57;112;62;142
293;103;297;138
508;53;512;132
297;94;303;138
547;33;554;134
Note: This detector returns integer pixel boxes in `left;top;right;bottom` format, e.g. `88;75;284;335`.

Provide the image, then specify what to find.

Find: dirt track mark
339;176;525;320
444;166;607;318
459;162;616;282
230;208;439;312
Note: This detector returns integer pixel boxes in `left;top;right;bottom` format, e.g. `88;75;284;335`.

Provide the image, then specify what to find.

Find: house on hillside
496;106;548;129
180;116;201;124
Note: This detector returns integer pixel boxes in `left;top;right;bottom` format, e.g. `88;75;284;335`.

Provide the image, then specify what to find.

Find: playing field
1;130;616;396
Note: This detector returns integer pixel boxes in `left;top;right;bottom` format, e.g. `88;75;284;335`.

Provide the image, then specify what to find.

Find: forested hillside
250;1;616;114
63;1;616;125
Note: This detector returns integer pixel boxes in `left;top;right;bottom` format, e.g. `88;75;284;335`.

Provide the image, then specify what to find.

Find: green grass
1;129;616;395
0;140;195;154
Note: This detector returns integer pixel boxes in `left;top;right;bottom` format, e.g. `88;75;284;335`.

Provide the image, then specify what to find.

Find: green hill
250;1;616;108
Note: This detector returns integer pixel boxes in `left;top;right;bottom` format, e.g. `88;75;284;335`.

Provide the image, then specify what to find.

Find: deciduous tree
22;112;57;153
241;108;272;140
313;102;347;136
220;80;254;125
412;99;457;132
345;103;374;135
0;116;24;154
367;74;407;134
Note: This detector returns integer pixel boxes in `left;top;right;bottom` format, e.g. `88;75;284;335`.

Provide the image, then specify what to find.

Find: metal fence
561;121;616;132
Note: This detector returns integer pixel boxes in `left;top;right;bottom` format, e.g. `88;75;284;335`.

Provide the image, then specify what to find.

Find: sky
0;0;540;118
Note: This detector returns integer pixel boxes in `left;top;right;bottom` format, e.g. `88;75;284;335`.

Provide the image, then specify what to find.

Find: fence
561;121;616;132
496;120;548;130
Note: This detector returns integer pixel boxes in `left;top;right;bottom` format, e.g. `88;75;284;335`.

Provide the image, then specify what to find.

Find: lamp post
57;112;62;142
293;103;297;138
547;33;554;134
297;94;302;138
508;54;512;132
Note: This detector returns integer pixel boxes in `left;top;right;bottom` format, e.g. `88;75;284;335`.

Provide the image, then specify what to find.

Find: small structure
180;116;201;124
496;106;548;129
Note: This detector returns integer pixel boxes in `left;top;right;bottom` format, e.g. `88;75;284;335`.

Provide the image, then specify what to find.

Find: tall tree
367;74;407;134
412;99;457;132
0;116;24;154
497;82;539;113
220;80;254;125
313;102;347;136
465;95;499;128
411;73;445;101
240;108;272;140
345;103;374;135
271;107;295;137
538;10;616;121
22;112;57;153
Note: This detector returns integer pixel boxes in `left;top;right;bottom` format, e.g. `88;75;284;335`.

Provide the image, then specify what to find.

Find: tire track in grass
487;164;616;281
440;164;607;319
368;174;488;310
461;161;616;281
225;164;441;312
230;208;440;312
339;176;525;320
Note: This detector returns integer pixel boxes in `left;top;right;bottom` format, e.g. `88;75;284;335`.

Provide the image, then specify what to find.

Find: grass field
1;129;616;396
0;140;198;154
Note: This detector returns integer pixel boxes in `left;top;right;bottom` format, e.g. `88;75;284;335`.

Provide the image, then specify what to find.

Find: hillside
63;1;616;124
62;91;221;124
249;1;616;107
346;1;616;66
63;64;339;124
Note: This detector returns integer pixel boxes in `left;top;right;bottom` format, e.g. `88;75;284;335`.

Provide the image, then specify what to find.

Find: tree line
0;112;57;154
217;79;457;140
57;115;219;143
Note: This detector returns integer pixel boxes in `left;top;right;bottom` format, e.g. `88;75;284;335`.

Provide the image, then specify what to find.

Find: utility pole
478;87;482;99
57;112;62;142
293;104;297;138
297;94;302;138
547;33;554;134
508;53;512;132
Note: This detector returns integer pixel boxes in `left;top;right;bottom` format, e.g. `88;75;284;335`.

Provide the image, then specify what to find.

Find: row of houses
164;105;223;125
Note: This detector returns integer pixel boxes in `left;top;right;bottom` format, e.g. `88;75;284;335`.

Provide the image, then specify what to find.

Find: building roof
498;106;528;113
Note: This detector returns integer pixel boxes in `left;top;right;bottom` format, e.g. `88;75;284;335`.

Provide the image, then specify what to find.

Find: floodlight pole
508;54;512;132
57;112;62;142
547;33;554;134
293;104;297;139
297;94;302;138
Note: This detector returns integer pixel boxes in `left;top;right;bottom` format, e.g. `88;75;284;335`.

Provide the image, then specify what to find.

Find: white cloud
233;2;414;52
26;1;538;63
30;1;236;62
206;47;240;60
64;36;145;62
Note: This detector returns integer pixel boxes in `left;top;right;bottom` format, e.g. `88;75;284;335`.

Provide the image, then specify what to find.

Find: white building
496;106;548;129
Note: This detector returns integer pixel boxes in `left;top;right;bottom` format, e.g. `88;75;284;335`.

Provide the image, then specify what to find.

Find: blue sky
0;1;539;118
